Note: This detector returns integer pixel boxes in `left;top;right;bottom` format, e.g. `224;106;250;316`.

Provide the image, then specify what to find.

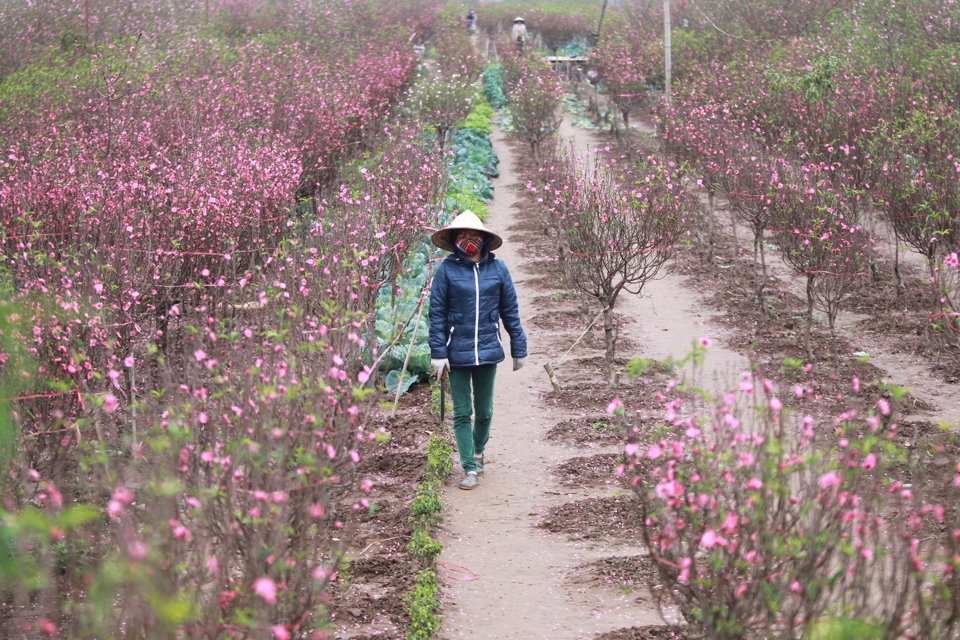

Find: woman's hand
513;357;526;371
431;358;450;379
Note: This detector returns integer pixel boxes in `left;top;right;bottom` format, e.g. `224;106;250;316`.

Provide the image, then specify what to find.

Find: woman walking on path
428;211;527;490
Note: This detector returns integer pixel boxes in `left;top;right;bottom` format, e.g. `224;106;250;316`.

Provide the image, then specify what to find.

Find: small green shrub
425;434;453;480
405;568;440;640
408;528;443;565
409;482;444;526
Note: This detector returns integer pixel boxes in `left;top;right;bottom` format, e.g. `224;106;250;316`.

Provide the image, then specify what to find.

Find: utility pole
593;0;609;45
664;0;672;104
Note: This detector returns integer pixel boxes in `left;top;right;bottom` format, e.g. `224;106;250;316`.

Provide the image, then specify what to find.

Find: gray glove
513;357;526;371
430;358;449;379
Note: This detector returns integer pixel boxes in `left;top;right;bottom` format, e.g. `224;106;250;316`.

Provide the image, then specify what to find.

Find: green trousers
448;364;497;473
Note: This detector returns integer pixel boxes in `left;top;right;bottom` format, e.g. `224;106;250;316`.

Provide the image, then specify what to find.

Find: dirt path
436;117;746;639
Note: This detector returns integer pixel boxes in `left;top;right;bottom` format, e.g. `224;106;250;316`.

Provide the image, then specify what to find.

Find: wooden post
543;363;562;393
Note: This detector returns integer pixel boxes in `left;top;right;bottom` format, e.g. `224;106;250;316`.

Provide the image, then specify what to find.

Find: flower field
4;0;960;638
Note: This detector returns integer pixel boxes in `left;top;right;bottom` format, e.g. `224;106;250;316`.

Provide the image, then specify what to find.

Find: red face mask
456;236;482;256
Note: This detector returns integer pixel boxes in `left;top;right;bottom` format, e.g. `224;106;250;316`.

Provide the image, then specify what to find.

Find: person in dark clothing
428;211;527;490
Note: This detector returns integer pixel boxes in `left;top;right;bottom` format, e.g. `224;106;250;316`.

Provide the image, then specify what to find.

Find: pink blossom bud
37;619;58;636
103;394;119;413
112;486;134;505
818;471;841;489
701;530;718;548
122;537;144;560
254;577;277;604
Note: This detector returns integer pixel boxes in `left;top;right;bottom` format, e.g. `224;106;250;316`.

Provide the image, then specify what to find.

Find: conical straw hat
431;210;503;253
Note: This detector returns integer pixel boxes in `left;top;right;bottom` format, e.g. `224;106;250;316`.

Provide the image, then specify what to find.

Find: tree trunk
730;208;739;260
706;189;715;264
894;239;905;296
805;273;815;363
602;302;617;388
758;230;770;314
752;234;767;314
828;310;840;372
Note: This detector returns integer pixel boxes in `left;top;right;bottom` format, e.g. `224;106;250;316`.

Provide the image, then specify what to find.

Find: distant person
511;17;527;52
466;9;477;34
428;211;527;490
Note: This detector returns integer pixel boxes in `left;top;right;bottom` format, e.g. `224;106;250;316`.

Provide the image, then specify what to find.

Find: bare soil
538;495;639;541
329;383;438;638
594;628;687;640
546;416;624;446
582;556;660;592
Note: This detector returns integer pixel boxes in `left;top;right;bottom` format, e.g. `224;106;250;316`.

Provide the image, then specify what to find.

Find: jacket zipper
446;326;454;346
473;262;480;365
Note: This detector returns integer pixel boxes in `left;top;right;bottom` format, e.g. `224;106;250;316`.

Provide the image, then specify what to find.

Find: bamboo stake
390;296;426;417
542;306;608;392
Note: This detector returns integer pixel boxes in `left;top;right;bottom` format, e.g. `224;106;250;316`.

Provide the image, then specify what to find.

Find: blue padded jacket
428;252;527;368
